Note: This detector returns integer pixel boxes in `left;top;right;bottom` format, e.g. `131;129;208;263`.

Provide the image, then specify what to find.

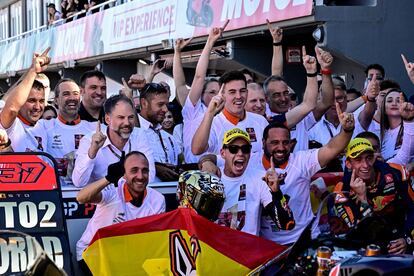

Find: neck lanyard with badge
150;126;170;164
108;140;132;159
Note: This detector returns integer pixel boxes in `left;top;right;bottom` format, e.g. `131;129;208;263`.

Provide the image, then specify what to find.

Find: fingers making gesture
207;84;225;116
350;170;367;202
208;19;230;43
399;92;414;121
263;157;281;193
174;38;193;53
266;19;283;43
119;77;133;98
88;122;107;159
401;54;414;84
32;47;51;73
128;73;146;90
365;73;380;101
336;102;355;133
315;46;333;70
302;46;317;74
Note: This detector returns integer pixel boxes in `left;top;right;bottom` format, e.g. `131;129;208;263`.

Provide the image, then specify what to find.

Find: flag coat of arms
83;208;287;275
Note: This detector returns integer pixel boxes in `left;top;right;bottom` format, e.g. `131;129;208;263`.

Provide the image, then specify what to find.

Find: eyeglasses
335;96;346;103
223;144;252;154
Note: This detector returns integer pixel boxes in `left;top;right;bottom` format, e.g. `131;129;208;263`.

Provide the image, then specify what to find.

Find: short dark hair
346;88;362;98
79;70;106;88
240;68;255;81
380;79;400;91
125;151;148;164
140;83;168;100
202;78;219;95
263;122;290;141
364;64;385;77
356;131;380;144
54;78;77;98
263;75;286;96
32;80;45;91
104;94;134;114
43;105;57;117
219;71;246;87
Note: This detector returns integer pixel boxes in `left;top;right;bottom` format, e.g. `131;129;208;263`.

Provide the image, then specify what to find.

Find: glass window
0;8;8;40
10;1;22;37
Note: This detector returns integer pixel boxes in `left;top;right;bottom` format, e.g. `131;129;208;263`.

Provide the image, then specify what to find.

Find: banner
0;0;313;74
0;153;72;275
83;208;286;275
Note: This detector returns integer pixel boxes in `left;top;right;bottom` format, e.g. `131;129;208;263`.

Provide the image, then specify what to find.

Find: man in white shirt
192;71;269;156
76;151;165;275
256;103;355;245
244;83;266;116
216;128;294;236
138;83;181;181
72;95;156;187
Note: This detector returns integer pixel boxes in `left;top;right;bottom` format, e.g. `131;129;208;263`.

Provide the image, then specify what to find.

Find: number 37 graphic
0;162;45;183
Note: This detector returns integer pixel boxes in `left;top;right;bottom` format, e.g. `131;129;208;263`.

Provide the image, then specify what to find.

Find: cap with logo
346;138;374;159
222;128;250;146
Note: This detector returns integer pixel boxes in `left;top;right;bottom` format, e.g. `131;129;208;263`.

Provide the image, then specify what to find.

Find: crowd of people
1;20;414;274
47;0;109;25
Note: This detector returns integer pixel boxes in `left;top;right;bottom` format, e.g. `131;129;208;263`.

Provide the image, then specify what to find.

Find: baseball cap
222;128;250;146
46;3;55;8
346;138;374;159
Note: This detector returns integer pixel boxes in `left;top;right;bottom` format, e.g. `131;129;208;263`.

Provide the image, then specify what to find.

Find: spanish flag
83;208;287;275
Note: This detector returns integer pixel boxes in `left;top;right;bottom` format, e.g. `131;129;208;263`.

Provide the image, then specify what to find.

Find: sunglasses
223;144;252;154
141;83;167;98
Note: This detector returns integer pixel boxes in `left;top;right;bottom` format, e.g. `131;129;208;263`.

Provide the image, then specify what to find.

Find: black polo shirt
78;102;105;123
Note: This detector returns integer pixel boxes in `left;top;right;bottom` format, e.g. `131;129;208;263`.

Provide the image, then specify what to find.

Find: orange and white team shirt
76;179;166;261
206;111;269;155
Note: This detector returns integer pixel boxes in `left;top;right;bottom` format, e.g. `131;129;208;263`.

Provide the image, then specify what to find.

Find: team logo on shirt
238;184;246;201
74;134;84;149
245;128;257;142
52;135;63;149
34;136;43;151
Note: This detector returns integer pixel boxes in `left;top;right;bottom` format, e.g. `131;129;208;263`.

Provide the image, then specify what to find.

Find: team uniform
249;150;322;245
182;98;207;163
333;161;414;245
204;110;268;155
76;179;166;261
217;167;294;236
138;115;181;165
72;125;156;187
1;116;96;185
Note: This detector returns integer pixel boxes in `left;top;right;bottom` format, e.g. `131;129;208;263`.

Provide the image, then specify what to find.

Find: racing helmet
177;170;225;221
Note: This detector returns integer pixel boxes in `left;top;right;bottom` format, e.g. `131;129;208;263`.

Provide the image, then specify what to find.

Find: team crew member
76;151;165;275
245;83;266;116
73;95;156;187
255;103;355;245
192;71;269;156
215;128;294;235
333;138;414;254
264;45;334;152
138;83;181;181
79;70;107;123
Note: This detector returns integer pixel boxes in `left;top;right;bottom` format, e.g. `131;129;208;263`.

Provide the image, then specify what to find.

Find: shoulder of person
146;187;166;202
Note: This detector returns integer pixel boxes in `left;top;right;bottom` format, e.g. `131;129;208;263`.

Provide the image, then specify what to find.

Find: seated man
76;151;165;275
212;128;295;235
334;138;414;254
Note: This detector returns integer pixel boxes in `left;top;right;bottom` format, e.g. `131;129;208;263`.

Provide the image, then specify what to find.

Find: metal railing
0;0;121;45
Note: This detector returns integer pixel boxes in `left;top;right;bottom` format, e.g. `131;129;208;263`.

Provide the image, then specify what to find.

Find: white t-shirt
268;111;317;152
72;125;156;187
2;117;96;184
76;180;165;260
173;123;184;153
138;115;181;165
205;111;269;155
368;120;402;162
217;167;272;236
182;98;207;163
250;150;321;245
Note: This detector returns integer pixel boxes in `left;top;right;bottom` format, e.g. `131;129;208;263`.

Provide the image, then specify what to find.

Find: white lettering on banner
54;23;86;59
0;236;64;273
0;201;57;229
110;1;175;45
222;0;307;20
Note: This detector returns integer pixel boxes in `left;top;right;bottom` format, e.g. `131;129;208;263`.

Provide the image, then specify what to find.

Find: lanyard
151;127;169;163
108;140;131;159
323;120;335;138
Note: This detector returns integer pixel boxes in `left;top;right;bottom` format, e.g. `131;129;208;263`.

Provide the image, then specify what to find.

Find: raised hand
350;170;367;202
401;54;414;84
32;47;51;73
337;102;355;132
150;59;166;75
128;74;146;90
263;157;280;192
207;20;230;44
119;77;133;98
174;38;193;53
365;73;380;101
207;84;225;115
315;46;333;69
88;122;107;159
302;46;317;74
399;92;414;121
105;151;126;186
266;19;283;43
0;129;9;145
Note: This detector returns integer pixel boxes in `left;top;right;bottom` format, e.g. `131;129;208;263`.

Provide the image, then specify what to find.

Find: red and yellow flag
83;208;286;275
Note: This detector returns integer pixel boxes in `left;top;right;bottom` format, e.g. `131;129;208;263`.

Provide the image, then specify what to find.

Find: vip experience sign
0;153;72;275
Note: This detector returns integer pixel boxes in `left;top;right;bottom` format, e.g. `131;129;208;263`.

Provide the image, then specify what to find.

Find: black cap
47;3;56;8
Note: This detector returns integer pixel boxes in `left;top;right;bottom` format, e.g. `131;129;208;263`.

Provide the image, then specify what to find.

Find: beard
110;125;132;140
